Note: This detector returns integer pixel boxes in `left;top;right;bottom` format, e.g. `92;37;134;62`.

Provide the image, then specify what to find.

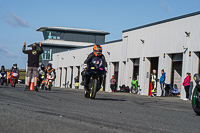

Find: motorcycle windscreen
88;57;105;74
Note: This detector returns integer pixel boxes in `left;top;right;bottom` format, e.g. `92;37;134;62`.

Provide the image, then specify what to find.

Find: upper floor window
45;31;65;40
47;31;57;39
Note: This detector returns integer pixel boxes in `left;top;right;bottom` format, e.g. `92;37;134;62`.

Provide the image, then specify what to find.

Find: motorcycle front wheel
49;82;52;91
90;78;97;99
192;86;200;115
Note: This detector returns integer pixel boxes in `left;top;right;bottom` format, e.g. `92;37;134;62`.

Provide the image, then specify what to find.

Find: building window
47;31;57;39
42;49;52;60
46;31;65;40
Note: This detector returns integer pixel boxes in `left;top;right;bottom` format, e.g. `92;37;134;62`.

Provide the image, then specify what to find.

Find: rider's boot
24;85;29;91
34;86;39;92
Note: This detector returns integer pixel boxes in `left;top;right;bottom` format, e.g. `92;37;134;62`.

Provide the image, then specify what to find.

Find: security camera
183;46;188;50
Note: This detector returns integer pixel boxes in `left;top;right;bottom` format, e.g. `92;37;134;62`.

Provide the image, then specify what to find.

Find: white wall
52;13;200;99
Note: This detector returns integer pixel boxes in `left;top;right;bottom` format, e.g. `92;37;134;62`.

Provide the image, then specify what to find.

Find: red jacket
182;76;190;86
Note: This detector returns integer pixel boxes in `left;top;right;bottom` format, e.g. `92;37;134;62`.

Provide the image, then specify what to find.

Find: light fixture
185;31;190;37
183;46;188;50
143;57;145;61
163;53;165;58
189;51;191;57
141;39;145;44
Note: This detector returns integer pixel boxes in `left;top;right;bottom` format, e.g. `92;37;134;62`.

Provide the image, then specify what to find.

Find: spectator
23;42;43;92
151;69;157;97
182;72;191;100
110;75;116;93
159;69;166;96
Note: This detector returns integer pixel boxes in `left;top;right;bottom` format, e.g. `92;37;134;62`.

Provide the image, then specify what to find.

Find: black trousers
184;85;190;99
110;84;115;92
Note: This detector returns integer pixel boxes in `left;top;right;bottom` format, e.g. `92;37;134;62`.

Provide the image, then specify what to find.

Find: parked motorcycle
44;71;55;91
0;72;6;85
10;72;19;87
192;74;200;115
84;57;106;99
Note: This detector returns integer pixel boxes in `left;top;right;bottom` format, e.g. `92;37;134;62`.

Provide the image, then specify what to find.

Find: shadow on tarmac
94;98;127;102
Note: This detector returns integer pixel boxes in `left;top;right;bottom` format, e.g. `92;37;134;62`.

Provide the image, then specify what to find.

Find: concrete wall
52;13;200;99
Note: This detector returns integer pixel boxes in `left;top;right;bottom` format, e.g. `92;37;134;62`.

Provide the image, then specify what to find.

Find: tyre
12;79;16;87
192;86;200;115
90;78;97;99
49;82;52;91
41;85;44;90
84;91;90;98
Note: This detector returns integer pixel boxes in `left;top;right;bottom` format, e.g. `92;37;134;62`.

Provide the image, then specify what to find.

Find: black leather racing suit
82;52;107;88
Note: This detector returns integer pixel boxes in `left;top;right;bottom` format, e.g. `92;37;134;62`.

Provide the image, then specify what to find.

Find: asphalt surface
0;84;199;133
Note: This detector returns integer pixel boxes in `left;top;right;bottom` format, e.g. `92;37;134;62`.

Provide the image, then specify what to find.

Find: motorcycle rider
0;66;7;84
37;64;46;89
10;63;20;75
45;63;56;80
81;44;107;92
9;63;20;86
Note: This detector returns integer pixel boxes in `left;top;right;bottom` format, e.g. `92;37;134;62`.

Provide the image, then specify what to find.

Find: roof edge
123;11;200;33
36;27;110;35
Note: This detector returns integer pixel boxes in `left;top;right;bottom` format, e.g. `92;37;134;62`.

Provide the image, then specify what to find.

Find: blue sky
0;0;200;69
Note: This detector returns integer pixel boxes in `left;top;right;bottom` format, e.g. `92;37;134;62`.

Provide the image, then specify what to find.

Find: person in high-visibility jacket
151;69;157;97
130;78;138;94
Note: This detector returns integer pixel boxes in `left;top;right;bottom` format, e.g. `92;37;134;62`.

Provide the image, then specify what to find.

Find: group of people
22;41;192;100
23;42;55;92
150;68;191;100
0;63;20;85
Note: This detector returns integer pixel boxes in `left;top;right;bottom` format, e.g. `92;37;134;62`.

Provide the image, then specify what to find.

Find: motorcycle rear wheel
90;79;97;99
192;86;200;115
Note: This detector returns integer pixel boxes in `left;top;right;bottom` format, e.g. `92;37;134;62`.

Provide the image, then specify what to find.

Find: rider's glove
83;64;87;69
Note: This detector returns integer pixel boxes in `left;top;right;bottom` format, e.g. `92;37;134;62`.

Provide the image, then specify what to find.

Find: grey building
29;26;110;66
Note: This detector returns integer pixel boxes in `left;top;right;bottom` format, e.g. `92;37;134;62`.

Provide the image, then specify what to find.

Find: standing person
151;69;157;97
182;72;191;100
110;75;116;93
159;69;166;97
23;42;43;92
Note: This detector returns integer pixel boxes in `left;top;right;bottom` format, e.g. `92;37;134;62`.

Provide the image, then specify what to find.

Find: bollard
29;77;34;91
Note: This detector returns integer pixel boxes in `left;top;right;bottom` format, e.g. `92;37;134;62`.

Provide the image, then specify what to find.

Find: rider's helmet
112;75;115;79
93;44;102;56
1;65;5;70
47;63;52;70
41;64;45;70
13;63;17;68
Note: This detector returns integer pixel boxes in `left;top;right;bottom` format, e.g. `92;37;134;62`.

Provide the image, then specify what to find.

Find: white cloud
5;12;31;28
160;0;172;13
0;44;22;58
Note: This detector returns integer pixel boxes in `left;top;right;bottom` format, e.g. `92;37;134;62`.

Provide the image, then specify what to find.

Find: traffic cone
29;77;34;91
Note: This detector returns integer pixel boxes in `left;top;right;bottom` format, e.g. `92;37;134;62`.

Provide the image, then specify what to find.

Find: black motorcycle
192;74;200;115
84;57;106;99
